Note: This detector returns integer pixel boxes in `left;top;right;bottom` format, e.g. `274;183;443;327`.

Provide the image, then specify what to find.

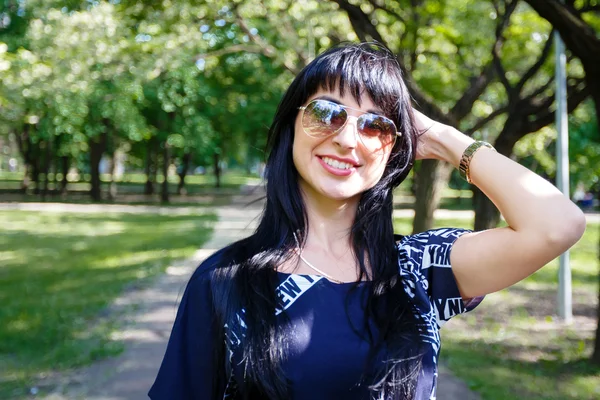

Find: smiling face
292;88;395;204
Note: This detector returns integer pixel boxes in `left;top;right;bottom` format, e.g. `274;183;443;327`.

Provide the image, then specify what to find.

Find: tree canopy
0;0;597;205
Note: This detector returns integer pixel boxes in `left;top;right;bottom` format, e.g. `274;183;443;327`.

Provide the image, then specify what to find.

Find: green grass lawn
394;217;600;399
0;210;217;399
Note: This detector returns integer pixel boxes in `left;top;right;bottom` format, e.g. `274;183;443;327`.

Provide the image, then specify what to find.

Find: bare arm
413;110;586;299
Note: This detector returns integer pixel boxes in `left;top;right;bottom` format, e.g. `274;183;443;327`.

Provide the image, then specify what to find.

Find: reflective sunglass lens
303;100;347;137
358;114;396;138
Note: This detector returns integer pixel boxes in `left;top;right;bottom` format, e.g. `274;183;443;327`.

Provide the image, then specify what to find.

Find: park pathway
35;188;481;400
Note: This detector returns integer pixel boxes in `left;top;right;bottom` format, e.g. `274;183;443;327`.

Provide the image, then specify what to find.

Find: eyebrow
314;95;385;115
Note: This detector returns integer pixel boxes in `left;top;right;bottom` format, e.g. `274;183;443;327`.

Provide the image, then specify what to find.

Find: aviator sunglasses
298;99;401;151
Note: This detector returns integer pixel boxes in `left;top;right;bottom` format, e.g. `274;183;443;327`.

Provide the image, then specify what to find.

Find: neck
298;180;359;254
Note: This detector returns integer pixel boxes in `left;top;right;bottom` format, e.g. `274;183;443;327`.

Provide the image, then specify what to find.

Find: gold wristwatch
459;141;495;184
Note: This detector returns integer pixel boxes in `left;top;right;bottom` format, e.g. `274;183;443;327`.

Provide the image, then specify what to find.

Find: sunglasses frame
297;99;402;149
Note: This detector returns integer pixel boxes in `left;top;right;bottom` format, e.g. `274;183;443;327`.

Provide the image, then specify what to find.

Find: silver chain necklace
292;232;346;284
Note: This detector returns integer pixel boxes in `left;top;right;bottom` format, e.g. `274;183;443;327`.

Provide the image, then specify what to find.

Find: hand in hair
412;108;472;165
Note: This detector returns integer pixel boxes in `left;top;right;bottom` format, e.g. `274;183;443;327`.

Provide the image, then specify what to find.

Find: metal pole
554;30;572;322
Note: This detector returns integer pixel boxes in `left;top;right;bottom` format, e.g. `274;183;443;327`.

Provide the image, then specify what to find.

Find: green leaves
0;0;596;193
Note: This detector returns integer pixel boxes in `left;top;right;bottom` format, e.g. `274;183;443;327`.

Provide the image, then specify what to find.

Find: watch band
459;141;494;184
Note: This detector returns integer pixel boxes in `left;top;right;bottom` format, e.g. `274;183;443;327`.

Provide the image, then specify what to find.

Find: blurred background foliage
0;0;598;216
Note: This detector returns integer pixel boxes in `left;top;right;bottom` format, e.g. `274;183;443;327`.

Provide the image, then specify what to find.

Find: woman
149;43;585;399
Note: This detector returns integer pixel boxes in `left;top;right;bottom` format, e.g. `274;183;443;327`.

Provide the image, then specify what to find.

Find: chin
319;186;363;202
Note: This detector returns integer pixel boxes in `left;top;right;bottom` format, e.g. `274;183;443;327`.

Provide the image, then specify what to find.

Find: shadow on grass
441;281;599;400
504;285;597;319
443;339;600;400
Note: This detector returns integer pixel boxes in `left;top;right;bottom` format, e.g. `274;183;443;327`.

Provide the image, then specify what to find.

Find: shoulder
186;240;254;306
396;227;471;249
191;248;226;280
396;227;472;272
184;247;232;299
396;228;483;326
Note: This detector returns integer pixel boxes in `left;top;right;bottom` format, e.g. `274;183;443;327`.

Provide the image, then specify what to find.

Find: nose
332;115;359;149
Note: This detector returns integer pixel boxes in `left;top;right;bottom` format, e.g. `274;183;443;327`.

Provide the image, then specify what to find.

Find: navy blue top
149;228;483;399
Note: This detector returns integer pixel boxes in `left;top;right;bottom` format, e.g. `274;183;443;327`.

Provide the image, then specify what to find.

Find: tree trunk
31;154;40;195
583;75;600;142
213;152;221;189
15;124;35;194
412;160;453;234
40;138;52;201
15;125;32;193
108;150;118;201
89;130;108;202
21;164;30;193
409;168;418;197
27;127;41;195
60;156;69;194
144;139;155;195
473;187;501;231
161;141;171;203
177;152;191;195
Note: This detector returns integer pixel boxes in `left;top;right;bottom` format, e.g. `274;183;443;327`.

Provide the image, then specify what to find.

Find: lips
317;155;360;176
318;155;360;167
321;156;354;170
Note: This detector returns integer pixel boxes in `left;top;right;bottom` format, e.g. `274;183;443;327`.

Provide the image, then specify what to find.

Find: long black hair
211;43;425;399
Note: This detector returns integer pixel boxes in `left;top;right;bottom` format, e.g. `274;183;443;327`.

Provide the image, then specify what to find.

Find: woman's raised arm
413;110;586;299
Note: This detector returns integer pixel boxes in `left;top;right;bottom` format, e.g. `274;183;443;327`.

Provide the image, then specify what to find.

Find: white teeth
322;157;353;170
